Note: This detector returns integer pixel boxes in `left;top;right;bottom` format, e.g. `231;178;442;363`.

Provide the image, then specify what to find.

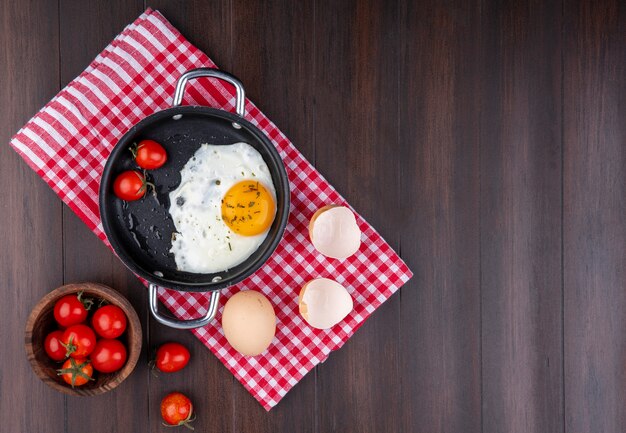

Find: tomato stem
57;358;94;388
138;170;156;197
97;297;109;308
180;417;195;431
77;291;94;311
161;412;196;430
61;335;77;358
162;412;195;430
129;142;141;159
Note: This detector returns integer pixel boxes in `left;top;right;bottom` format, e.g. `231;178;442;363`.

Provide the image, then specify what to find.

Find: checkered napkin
10;9;412;410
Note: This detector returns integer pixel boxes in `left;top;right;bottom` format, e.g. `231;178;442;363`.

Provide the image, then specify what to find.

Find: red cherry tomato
91;339;127;373
155;342;190;373
62;324;96;358
44;330;66;361
53;293;91;327
132;139;167;169
57;357;94;387
161;392;194;429
92;304;127;339
113;170;148;201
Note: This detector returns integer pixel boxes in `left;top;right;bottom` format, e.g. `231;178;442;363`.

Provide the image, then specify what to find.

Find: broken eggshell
298;278;354;330
309;205;361;259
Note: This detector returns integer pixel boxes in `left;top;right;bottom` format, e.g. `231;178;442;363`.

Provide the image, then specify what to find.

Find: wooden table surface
1;1;625;432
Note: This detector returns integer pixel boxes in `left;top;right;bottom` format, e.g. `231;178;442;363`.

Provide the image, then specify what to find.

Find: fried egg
168;142;276;273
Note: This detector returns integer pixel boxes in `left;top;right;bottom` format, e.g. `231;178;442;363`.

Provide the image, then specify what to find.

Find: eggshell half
299;278;353;329
221;290;276;356
309;205;361;259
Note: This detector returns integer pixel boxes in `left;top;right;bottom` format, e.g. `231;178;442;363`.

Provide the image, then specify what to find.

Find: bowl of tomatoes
24;282;142;396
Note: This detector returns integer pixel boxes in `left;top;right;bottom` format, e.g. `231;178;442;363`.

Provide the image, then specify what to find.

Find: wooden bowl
24;283;142;396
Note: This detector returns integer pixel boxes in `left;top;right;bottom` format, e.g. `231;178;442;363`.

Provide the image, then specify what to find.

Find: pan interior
100;107;288;291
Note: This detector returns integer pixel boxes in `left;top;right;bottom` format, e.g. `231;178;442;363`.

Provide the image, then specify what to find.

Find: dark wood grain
59;0;144;83
0;1;65;432
314;1;403;433
479;1;564;432
3;0;626;432
231;0;316;163
58;2;148;433
398;1;482;432
147;0;233;72
146;320;236;433
563;1;626;432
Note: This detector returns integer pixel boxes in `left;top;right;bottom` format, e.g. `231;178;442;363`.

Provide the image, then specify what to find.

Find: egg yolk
221;180;275;236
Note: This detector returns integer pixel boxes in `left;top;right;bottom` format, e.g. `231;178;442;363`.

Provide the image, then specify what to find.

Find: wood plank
314;1;402;432
58;2;149;433
146;319;236;433
148;0;233;72
479;1;564;432
563;1;626;432
59;0;144;84
0;1;65;432
230;0;316;165
9;1;626;431
398;1;482;432
229;0;317;430
142;2;236;432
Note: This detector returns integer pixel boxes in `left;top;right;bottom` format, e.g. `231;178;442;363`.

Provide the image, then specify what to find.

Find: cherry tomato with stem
161;392;195;430
113;170;152;201
44;330;67;361
131;139;167;170
92;304;127;339
91;339;127;373
62;324;97;358
53;292;93;327
57;357;94;387
152;342;190;374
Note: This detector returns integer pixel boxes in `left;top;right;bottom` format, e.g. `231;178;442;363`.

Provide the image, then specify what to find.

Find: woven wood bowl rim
24;283;142;396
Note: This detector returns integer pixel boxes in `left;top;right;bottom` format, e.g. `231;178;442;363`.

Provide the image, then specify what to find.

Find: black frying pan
99;69;290;329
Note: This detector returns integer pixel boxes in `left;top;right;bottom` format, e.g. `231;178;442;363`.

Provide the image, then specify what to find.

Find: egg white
168;142;276;273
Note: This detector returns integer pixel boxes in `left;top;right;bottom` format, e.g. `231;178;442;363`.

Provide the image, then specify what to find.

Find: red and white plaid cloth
10;9;412;410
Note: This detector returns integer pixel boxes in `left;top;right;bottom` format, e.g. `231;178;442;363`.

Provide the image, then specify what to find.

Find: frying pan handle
149;284;221;329
172;68;246;118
